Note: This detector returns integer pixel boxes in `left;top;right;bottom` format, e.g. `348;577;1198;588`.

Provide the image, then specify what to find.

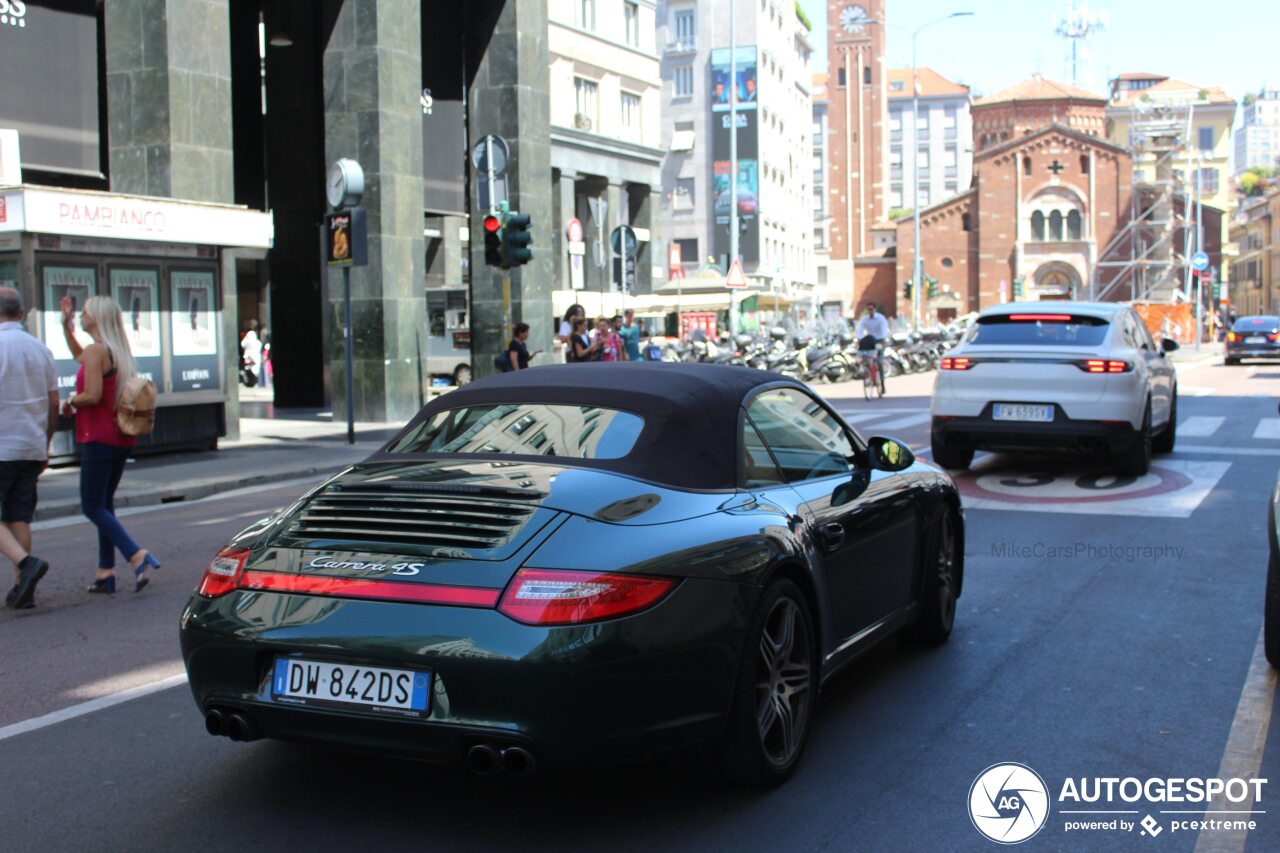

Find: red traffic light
483;215;502;233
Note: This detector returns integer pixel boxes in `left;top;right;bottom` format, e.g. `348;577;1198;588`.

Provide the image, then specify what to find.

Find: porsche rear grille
283;487;538;550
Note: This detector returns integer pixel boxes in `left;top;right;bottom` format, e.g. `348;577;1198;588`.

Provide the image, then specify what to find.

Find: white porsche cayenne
930;302;1179;475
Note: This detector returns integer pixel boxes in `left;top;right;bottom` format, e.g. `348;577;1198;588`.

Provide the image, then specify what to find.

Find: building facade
657;0;816;314
1229;191;1279;316
1234;89;1280;176
812;72;831;297
885;67;972;214
824;0;888;285
548;0;664;307
972;75;1107;153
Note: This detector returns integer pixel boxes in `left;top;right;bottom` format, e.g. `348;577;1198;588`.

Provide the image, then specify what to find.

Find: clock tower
826;0;887;273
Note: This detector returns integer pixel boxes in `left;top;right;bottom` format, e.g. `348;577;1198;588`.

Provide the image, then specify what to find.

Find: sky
799;0;1272;128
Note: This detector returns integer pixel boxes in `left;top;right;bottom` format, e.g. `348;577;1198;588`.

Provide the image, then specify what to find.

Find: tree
1237;166;1279;197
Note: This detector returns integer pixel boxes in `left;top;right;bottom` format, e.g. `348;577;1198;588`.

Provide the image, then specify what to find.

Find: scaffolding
1091;104;1198;303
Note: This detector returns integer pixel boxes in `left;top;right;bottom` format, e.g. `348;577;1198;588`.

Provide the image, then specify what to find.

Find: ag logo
969;762;1050;844
0;1;27;28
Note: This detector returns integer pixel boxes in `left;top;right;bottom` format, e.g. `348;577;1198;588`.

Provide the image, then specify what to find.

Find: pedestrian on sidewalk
58;295;161;595
506;322;532;371
618;309;642;363
567;316;601;362
0;287;56;609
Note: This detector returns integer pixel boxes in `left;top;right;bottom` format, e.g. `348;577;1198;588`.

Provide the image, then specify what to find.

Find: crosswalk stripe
1179;416;1225;437
839;409;919;423
869;412;933;431
1254;419;1280;440
1181;386;1216;397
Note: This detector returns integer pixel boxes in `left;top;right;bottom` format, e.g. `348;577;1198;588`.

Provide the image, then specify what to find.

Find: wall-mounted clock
840;4;869;34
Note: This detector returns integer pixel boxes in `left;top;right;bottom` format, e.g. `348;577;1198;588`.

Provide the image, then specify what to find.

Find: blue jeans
80;442;140;570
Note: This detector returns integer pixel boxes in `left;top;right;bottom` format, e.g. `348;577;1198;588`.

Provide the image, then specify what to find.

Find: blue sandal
134;552;161;593
87;575;116;594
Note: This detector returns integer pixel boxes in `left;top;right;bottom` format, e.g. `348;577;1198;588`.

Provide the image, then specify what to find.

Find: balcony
664;39;697;56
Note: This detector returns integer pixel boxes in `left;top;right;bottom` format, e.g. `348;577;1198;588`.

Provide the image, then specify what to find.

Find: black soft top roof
373;362;799;490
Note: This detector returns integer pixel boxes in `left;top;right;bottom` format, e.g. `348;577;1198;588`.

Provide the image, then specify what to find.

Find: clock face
840;4;868;34
326;162;347;209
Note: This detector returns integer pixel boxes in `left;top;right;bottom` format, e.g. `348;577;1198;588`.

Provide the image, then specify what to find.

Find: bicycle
859;345;885;400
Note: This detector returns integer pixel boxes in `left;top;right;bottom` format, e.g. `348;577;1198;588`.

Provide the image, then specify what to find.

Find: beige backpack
116;375;158;437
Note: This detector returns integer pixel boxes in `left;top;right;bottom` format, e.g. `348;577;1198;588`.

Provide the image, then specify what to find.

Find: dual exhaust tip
204;707;260;742
466;743;537;777
205;708;536;775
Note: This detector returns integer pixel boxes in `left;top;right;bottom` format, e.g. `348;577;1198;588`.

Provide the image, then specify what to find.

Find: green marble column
323;0;427;423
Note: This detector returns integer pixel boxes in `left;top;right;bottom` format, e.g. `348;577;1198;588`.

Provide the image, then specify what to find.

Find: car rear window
388;404;645;459
1233;316;1280;331
969;313;1110;346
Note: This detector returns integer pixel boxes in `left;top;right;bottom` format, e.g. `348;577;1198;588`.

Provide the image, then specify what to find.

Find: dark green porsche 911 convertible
180;363;963;786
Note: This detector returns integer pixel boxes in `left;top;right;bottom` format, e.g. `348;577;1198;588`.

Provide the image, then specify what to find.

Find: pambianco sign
0;187;274;248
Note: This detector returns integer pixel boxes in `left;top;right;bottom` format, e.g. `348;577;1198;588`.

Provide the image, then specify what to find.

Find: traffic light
503;212;533;268
903;280;913;300
927;276;939;298
1012;277;1024;299
483;213;504;267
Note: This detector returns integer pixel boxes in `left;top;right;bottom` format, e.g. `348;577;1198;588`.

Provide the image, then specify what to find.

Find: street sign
470;135;508;174
566;217;583;243
726;259;748;288
610;225;637;256
1191;251;1209;272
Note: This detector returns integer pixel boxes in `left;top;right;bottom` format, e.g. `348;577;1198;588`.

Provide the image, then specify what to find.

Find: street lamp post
871;12;973;330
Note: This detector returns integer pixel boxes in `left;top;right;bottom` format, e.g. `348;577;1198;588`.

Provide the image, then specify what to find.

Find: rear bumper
179;577;752;769
1226;345;1280;359
931;405;1142;455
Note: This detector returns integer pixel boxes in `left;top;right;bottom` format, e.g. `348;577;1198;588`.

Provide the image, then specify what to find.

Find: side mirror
1161;338;1180;353
866;436;915;472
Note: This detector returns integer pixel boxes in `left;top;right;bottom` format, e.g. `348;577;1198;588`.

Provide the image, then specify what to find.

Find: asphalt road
3;358;1279;852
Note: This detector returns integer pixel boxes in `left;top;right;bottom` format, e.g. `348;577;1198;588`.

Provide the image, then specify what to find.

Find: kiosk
0;185;273;458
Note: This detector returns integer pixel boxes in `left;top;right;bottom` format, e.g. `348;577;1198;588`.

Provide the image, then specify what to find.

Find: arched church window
1067;210;1082;240
1049;210;1064;241
1031;211;1045;241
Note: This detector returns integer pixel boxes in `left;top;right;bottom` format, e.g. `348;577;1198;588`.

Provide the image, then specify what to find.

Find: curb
33;460;356;523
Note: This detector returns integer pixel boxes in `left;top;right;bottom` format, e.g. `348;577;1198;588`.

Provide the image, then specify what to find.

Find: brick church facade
890;77;1135;319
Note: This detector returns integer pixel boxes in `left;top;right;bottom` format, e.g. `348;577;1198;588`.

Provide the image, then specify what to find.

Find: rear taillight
498;568;677;626
940;357;975;370
1077;359;1132;373
1227;332;1239;342
1270;334;1279;343
197;547;251;598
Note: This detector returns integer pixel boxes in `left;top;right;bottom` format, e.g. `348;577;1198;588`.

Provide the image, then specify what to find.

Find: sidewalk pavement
33;400;404;521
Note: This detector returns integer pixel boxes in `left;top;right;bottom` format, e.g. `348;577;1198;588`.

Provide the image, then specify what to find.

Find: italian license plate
993;403;1054;423
272;657;430;717
1247;336;1267;344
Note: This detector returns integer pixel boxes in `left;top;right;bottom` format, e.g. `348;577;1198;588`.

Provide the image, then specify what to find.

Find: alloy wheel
934;513;957;633
756;597;813;767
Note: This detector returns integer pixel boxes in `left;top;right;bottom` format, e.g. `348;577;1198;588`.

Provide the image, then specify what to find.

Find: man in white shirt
0;287;58;609
854;303;891;394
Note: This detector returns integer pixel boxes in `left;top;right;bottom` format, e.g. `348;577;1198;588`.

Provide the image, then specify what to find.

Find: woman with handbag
59;295;161;594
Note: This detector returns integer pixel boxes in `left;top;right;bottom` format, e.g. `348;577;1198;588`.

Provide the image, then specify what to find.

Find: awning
0;184;274;249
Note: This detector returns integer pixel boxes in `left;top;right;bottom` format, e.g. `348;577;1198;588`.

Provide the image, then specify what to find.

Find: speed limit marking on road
956;459;1231;518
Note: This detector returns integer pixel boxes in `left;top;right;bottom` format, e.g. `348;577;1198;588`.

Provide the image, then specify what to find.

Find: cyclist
854;303;889;394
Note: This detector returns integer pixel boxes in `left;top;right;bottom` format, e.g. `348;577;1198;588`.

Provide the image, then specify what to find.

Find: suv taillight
940;357;975;370
498;568;676;625
197;547;251;598
1227;332;1239;342
1078;359;1132;373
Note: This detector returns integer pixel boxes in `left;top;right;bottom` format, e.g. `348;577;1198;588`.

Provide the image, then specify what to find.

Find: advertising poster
711;108;761;267
170;270;219;392
709;47;759;112
111;268;164;387
42;264;95;374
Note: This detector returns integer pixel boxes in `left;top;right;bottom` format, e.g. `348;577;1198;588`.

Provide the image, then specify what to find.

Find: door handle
820;522;845;549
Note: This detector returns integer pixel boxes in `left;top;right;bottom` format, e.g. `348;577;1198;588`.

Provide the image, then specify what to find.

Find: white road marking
0;673;189;743
1181;386;1217;396
31;475;324;532
1176;446;1280;457
1178;416;1225;438
866;412;933;431
961;459;1231;518
1254;419;1280;440
1194;629;1276;853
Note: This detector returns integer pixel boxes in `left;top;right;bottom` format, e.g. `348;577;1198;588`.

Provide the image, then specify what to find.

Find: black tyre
1152;390;1177;454
713;578;817;787
930;441;973;471
1114;403;1152;476
910;508;959;644
1266;547;1280;668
